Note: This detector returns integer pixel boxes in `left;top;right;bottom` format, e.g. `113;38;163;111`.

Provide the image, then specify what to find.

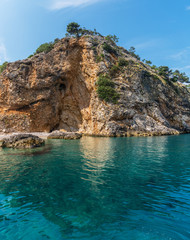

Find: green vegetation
141;54;189;84
96;75;119;103
118;58;128;67
105;34;119;43
66;22;81;38
92;46;97;51
54;38;60;44
109;58;129;76
96;54;104;63
110;65;120;76
22;22;190;86
151;74;160;81
155;66;189;83
142;59;152;65
171;70;189;83
32;38;60;55
157;66;171;80
66;22;102;38
145;60;152;65
35;42;54;54
0;61;8;73
28;54;34;58
103;42;117;55
151;65;157;70
128;46;140;60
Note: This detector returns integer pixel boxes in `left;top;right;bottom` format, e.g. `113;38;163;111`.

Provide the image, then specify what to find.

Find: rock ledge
47;131;82;140
0;134;45;149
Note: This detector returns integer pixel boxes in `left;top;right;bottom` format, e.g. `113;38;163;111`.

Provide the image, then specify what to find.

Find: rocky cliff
0;36;190;136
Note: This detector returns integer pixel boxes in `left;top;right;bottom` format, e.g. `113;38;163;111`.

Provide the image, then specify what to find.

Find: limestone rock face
0;36;190;136
1;134;45;148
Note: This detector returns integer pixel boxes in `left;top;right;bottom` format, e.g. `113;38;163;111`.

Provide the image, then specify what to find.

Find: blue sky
0;0;190;76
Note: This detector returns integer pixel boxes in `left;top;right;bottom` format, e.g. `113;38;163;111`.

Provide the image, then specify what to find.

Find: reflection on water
80;137;116;190
4;145;52;157
0;136;190;239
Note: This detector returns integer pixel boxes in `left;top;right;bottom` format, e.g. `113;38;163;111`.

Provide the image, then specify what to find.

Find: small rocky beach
0;131;82;149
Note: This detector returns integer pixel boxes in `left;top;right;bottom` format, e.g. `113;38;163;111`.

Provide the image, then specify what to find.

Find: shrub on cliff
156;66;189;83
158;66;171;80
0;61;8;73
128;46;140;60
96;75;119;103
35;42;54;54
66;22;102;38
34;38;59;55
66;22;81;38
110;65;120;76
105;34;119;43
28;54;34;58
118;58;128;67
171;70;189;83
103;43;117;55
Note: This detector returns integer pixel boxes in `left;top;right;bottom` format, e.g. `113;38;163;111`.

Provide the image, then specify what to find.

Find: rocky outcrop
0;134;45;148
47;131;82;139
0;36;190;136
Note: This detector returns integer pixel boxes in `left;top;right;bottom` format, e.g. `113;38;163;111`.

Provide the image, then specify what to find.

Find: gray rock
1;134;45;149
47;131;82;140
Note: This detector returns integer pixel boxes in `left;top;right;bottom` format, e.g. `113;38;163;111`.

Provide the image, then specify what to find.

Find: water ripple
0;135;190;239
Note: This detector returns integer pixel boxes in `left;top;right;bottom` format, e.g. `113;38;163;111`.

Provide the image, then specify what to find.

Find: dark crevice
13;99;46;111
59;84;66;91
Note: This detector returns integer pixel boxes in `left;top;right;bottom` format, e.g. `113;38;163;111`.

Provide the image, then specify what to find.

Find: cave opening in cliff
58;83;67;98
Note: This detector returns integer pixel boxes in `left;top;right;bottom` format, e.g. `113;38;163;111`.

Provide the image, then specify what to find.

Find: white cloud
49;0;102;10
178;65;190;71
0;42;8;64
125;38;165;53
134;39;161;51
170;47;190;61
170;48;190;77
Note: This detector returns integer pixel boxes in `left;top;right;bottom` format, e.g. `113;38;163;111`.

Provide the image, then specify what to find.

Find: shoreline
0;130;187;141
0;132;50;140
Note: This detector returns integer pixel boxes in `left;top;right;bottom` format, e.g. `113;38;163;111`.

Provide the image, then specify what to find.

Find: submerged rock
47;131;82;140
1;134;45;149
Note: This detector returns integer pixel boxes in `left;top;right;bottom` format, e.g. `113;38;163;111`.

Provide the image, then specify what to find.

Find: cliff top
1;22;189;90
0;23;190;136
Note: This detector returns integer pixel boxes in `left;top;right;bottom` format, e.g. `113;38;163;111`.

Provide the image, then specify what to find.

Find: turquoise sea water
0;135;190;240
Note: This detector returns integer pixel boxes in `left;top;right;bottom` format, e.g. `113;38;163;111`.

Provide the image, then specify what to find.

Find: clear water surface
0;135;190;240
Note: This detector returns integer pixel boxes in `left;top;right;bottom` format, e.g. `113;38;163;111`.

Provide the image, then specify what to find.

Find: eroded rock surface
47;131;82;140
1;134;45;148
0;36;190;136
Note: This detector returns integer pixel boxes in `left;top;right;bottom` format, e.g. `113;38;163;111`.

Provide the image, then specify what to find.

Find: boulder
47;131;82;140
1;134;45;149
